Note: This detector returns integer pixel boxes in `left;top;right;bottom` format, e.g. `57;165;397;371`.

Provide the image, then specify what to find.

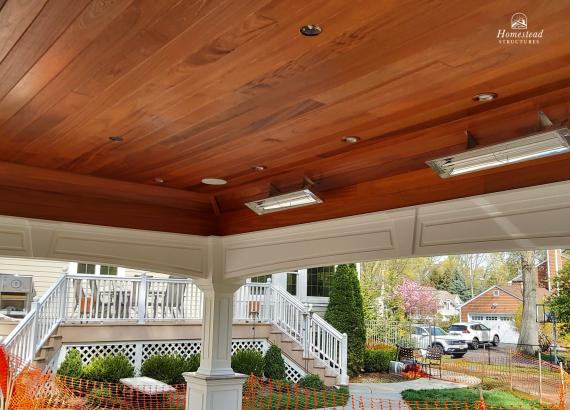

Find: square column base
183;372;248;410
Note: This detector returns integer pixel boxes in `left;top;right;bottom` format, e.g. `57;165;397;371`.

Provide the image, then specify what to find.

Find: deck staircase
1;274;348;386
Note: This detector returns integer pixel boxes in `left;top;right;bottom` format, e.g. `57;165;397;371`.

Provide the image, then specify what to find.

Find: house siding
460;286;521;322
0;257;68;297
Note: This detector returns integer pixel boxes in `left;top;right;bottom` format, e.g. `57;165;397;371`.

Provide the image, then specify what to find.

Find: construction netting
0;346;568;410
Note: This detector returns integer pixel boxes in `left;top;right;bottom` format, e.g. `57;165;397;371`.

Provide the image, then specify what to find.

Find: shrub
57;348;83;378
141;353;200;385
263;345;286;380
82;354;134;383
187;352;200;372
363;347;396;372
231;349;264;377
86;387;122;408
325;264;366;375
298;374;325;390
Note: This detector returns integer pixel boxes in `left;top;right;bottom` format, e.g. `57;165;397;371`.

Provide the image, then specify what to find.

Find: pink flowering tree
397;279;438;318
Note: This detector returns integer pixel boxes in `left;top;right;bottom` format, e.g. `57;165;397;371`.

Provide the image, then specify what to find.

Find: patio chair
422;346;442;379
73;279;100;320
396;345;416;364
156;282;187;319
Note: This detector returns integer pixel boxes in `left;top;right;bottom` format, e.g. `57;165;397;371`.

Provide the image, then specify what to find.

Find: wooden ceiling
1;0;570;235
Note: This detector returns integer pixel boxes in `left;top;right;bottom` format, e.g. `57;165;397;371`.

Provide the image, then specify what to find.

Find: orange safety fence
1;345;568;410
242;375;563;410
438;348;568;405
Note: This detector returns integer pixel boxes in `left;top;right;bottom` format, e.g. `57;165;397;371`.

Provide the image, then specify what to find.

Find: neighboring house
459;249;566;344
432;288;463;321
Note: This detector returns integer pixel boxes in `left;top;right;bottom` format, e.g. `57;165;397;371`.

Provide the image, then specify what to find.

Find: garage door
468;313;519;344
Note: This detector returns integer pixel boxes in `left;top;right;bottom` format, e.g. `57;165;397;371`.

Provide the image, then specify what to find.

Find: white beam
0;181;570;281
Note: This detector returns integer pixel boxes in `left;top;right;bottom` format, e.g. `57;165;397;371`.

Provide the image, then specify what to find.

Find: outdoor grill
0;273;34;318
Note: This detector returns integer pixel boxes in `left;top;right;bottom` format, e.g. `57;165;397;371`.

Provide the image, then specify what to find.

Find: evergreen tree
349;264;366;372
449;270;470;301
325;264;365;375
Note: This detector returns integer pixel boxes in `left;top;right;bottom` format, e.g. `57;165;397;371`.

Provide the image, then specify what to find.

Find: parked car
411;325;468;358
448;322;500;349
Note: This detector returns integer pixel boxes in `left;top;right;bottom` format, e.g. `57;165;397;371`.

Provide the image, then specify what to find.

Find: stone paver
335;378;470;409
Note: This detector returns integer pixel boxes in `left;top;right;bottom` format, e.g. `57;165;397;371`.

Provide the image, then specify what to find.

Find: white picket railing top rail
311;312;343;340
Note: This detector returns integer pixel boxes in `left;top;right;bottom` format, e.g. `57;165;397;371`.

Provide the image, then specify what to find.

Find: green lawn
401;387;541;408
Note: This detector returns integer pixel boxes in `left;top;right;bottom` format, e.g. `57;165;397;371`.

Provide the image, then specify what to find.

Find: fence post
538;350;543;404
265;279;273;322
508;346;513;391
59;272;69;322
29;298;39;362
137;274;148;324
302;309;310;359
134;342;143;374
560;362;566;399
340;332;349;385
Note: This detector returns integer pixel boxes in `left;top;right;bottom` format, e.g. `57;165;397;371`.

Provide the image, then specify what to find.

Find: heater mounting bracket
538;110;554;129
465;130;478;149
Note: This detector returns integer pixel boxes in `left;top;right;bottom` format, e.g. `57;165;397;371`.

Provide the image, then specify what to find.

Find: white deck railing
2;274;348;383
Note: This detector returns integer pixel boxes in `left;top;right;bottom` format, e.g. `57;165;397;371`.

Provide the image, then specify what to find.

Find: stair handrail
310;312;349;384
269;284;348;384
270;285;307;345
2;273;68;364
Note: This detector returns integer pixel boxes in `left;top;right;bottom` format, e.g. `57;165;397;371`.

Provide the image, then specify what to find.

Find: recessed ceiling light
201;178;227;186
472;92;498;102
342;136;360;144
252;165;267;171
109;135;123;142
153;177;165;184
300;25;322;36
427;126;570;178
245;189;322;215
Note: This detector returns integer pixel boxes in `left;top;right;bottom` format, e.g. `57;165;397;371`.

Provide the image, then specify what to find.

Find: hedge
140;353;200;385
82;354;134;383
363;347;397;373
231;349;264;377
263;345;286;380
57;348;83;378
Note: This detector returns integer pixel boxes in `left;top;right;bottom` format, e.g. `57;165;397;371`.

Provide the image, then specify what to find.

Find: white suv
411;325;468;358
448;322;500;349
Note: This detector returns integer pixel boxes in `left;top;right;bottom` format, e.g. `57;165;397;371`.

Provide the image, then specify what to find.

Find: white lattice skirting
51;339;305;383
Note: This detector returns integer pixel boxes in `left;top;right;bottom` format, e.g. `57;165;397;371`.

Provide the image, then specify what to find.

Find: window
500;316;512;322
76;263;117;275
449;324;467;332
100;265;118;275
493;290;500;297
471;315;484;321
286;272;297;296
307;266;334;297
77;263;96;274
251;274;271;283
485;316;498;321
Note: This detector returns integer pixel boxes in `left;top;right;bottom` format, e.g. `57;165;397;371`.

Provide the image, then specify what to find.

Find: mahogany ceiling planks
0;0;569;235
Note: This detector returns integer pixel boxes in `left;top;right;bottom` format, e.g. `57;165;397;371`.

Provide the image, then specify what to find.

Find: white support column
184;281;247;410
195;281;240;377
184;237;247;410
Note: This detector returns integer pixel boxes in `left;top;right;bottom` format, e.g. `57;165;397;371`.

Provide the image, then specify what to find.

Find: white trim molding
0;181;569;280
